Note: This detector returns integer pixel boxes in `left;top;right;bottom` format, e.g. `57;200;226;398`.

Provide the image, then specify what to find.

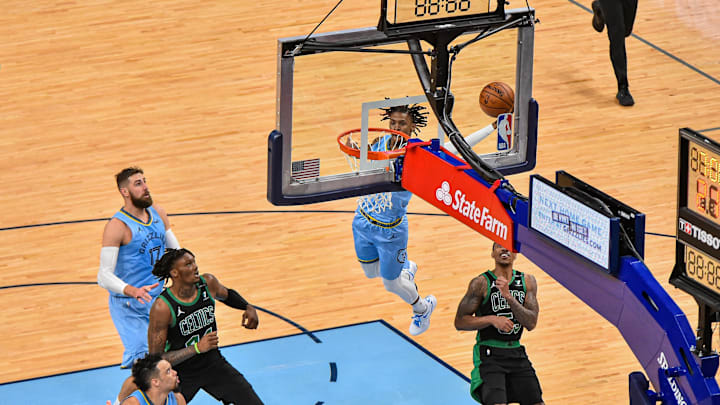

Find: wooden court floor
1;0;719;403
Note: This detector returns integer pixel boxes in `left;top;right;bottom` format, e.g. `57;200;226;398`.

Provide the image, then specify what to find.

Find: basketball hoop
337;127;410;213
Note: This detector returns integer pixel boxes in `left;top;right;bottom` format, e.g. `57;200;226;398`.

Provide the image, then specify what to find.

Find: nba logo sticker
496;113;512;151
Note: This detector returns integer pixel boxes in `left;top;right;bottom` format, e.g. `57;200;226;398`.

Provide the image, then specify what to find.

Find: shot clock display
671;128;720;308
684;245;720;294
384;0;498;25
392;0;474;23
687;139;720;225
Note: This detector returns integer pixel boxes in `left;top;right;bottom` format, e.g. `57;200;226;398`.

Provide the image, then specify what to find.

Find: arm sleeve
165;228;180;250
218;288;249;310
97;246;127;295
443;123;495;155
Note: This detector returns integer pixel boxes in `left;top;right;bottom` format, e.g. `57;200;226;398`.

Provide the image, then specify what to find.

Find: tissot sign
401;142;515;250
678;213;720;257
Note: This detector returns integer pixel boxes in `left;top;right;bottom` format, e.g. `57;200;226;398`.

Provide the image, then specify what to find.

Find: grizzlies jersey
358;134;412;224
127;389;178;405
476;270;527;345
158;276;220;373
358;190;412;225
112;206;166;298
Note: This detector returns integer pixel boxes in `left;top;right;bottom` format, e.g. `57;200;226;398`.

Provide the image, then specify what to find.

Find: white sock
412;296;428;314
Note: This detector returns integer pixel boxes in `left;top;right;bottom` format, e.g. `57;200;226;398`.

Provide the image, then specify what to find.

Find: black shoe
591;1;604;33
616;86;635;106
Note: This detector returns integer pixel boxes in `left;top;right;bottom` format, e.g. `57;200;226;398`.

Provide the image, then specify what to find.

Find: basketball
479;82;515;117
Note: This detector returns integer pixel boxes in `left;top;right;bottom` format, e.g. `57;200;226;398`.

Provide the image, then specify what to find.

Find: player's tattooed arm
454;276;484;330
505;274;539;331
148;296;196;366
455;276;494;331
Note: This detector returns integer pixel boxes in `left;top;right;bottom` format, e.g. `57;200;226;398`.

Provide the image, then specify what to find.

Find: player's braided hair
380;104;428;136
131;353;164;392
152;248;195;282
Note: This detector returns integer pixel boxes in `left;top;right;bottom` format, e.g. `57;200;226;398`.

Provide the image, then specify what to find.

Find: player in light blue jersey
352;104;437;336
119;354;186;405
98;167;181;369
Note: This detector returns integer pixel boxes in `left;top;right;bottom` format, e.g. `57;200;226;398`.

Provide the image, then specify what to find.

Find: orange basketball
479;82;515;117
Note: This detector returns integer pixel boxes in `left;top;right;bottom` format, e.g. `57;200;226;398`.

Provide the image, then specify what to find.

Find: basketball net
337;128;410;213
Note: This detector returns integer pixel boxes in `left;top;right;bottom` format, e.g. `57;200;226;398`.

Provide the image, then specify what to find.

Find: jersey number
149;246;163;266
497;312;521;335
185;327;214;348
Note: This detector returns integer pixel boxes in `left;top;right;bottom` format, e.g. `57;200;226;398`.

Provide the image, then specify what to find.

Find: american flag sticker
291;158;320;180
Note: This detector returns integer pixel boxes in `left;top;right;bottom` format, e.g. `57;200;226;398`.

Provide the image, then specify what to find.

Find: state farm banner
401;142;515;251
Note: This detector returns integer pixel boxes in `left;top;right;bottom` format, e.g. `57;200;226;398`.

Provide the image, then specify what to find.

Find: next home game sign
529;175;620;273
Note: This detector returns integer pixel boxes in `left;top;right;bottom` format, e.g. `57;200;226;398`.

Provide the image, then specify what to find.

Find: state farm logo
435;180;508;240
436;181;452;205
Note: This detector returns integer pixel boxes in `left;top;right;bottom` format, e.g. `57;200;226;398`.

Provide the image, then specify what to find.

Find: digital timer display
672;129;720;307
388;0;481;24
687;140;720;225
684;245;720;294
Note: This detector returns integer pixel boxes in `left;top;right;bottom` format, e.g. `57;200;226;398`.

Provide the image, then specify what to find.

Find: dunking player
120;354;186;405
97;167;181;368
351;104;438;336
455;242;543;405
148;248;264;404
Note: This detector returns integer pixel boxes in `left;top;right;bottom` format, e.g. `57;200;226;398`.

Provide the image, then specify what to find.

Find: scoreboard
671;128;720;308
379;0;506;35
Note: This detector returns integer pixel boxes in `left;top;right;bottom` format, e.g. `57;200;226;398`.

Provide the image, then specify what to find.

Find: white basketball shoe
409;295;437;336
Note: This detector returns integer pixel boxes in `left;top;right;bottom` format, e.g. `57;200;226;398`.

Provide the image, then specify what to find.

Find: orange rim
337;128;410;160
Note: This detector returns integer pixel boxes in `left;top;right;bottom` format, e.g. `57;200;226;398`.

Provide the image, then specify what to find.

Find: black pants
179;354;264;405
475;346;543;405
599;0;638;88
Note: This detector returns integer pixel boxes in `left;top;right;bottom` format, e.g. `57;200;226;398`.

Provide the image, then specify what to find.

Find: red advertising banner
401;142;515;251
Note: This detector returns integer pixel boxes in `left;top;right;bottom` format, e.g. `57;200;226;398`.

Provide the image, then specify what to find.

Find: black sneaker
616;86;635;106
592;1;604;33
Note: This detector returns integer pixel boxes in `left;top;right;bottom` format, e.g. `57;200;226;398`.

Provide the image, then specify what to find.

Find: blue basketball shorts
108;294;156;368
352;212;409;280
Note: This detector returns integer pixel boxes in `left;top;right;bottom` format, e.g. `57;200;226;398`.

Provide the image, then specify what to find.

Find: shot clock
684;245;720;294
686;138;720;224
379;0;505;34
388;0;476;24
671;128;720;308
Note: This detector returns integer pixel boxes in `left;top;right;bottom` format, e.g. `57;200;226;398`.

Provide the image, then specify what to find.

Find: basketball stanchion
401;138;518;250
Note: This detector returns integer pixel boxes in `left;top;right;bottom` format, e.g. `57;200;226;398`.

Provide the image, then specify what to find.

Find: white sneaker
409;295;436;336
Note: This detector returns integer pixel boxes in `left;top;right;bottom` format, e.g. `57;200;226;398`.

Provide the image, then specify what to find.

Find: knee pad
360;261;380;278
382;272;419;304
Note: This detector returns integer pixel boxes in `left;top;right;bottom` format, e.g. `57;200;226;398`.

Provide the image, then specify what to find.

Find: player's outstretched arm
455;276;514;332
98;218;158;303
443;122;496;155
205;273;259;329
175;392;187;405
